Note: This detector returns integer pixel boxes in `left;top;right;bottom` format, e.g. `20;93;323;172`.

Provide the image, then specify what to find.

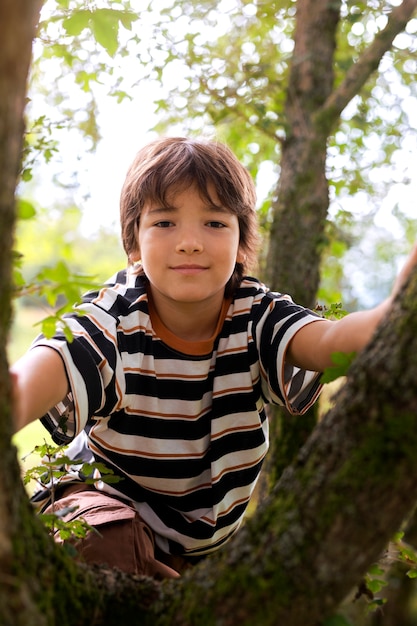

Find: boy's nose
176;228;203;254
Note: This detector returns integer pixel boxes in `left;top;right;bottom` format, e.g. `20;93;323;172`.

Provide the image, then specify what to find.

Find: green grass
13;421;52;495
8;304;46;363
14;421;51;463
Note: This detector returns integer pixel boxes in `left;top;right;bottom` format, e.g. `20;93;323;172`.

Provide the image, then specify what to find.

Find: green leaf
21;168;33;182
112;90;133;104
40;316;59;339
323;302;348;320
366;598;387;613
99;474;123;484
62;323;74;343
31;442;63;457
366;578;387;593
367;564;384;576
80;463;95;476
119;11;136;31
90;462;115;474
62;10;92;37
17;199;36;220
90;10;120;57
321;352;356;383
398;544;417;563
406;569;417;578
39;260;70;283
13;268;26;288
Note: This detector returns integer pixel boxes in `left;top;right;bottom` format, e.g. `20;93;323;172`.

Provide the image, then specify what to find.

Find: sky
32;79;417;240
77;97;159;233
29;0;240;234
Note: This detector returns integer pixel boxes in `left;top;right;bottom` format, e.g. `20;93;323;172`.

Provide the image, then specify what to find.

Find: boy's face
136;183;243;313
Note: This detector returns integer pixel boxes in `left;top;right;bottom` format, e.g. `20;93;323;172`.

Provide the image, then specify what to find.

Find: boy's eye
155;221;173;228
207;221;226;228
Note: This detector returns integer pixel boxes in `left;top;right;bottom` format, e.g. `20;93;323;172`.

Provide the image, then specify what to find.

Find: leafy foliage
393;531;417;579
60;7;136;56
14;250;97;340
321;351;357;383
26;0;140;170
13;192;125;340
23;441;121;542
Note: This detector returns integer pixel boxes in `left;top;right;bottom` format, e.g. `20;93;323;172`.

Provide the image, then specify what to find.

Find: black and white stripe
35;270;323;556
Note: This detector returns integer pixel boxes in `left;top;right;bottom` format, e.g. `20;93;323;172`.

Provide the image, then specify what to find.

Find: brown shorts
44;483;192;579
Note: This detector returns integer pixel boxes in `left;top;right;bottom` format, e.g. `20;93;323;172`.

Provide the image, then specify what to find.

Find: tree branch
317;0;417;131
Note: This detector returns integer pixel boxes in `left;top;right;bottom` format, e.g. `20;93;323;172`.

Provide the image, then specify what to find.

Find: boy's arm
287;301;390;372
288;241;417;372
10;346;69;433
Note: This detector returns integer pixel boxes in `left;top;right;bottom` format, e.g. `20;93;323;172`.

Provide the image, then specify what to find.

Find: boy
11;137;417;578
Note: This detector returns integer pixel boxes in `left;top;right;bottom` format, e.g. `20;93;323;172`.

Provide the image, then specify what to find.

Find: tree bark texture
0;0;43;425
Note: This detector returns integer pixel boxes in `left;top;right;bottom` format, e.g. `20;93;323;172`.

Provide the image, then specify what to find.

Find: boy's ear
129;218;141;263
236;247;246;265
129;247;141;263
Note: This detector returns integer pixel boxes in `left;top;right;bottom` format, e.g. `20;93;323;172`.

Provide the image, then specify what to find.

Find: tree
2;2;417;625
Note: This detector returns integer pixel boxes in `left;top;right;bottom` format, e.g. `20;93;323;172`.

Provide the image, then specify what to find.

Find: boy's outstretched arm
288;241;417;373
10;347;69;433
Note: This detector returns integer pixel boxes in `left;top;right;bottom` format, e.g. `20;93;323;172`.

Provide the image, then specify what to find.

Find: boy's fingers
392;241;417;299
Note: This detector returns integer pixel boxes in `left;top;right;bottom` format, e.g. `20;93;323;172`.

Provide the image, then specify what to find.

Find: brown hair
120;137;259;295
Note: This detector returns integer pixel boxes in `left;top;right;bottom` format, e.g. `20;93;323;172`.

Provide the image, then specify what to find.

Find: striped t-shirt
34;270;323;557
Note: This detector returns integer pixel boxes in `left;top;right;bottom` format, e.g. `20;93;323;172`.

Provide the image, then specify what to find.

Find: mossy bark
263;0;417;580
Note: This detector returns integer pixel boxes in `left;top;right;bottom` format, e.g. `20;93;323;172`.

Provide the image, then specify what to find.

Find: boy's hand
390;241;417;302
288;241;417;373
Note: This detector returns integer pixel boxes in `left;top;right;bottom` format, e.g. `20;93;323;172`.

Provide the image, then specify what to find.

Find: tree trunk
3;1;417;624
265;0;340;306
0;1;44;622
262;0;342;509
264;0;417;532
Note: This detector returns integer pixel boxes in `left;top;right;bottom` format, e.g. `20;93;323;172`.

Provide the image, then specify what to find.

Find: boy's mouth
171;264;207;275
